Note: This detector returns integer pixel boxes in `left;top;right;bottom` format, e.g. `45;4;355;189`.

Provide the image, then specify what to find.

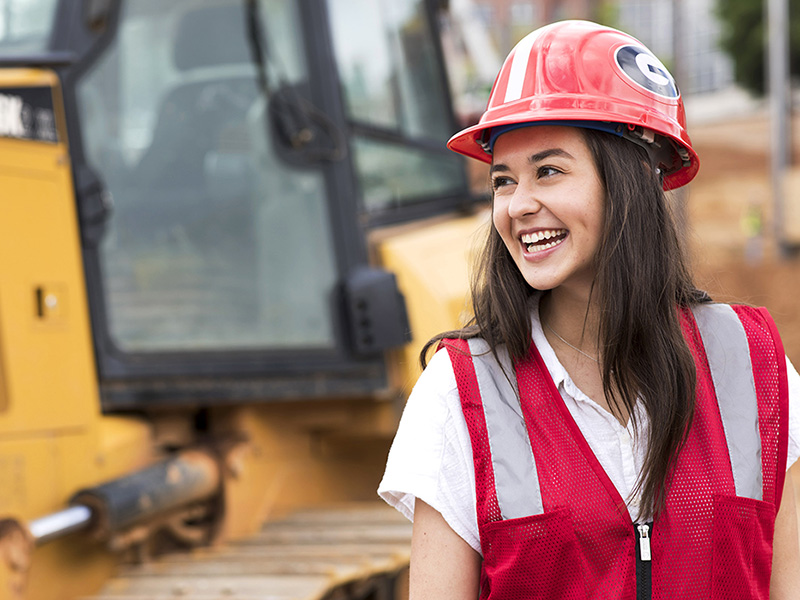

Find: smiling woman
378;19;800;600
490;126;605;297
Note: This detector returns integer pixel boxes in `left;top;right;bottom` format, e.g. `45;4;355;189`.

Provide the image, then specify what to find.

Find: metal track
85;504;412;600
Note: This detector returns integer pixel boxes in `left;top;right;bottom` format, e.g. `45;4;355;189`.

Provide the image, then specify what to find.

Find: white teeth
520;229;567;244
526;239;563;253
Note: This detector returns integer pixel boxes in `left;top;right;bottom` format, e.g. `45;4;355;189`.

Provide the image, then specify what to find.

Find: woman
379;20;800;599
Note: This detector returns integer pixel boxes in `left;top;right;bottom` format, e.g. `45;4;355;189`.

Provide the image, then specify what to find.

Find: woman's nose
507;184;542;219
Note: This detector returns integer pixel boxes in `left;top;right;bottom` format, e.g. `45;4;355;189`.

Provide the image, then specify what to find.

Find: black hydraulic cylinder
70;450;220;539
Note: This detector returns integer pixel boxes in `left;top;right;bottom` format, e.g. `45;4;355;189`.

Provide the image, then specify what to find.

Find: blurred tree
716;0;800;95
595;0;620;29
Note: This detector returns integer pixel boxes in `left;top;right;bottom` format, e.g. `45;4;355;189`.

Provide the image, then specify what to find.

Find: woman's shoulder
690;301;783;340
379;345;478;549
412;347;459;400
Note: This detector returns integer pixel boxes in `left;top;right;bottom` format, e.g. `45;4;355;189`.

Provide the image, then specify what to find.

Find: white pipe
29;505;92;544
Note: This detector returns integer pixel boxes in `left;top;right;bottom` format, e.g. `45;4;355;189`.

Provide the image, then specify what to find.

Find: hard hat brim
447;101;699;191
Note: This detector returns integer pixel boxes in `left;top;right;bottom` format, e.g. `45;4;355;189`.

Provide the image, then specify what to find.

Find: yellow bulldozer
0;1;487;598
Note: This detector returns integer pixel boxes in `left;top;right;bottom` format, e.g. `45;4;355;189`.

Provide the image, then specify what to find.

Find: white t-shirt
378;300;800;555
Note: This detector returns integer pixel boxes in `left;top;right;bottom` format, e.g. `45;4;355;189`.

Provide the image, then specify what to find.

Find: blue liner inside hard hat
484;120;626;153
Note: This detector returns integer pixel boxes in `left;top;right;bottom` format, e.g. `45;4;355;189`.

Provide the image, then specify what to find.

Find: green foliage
595;1;620;30
716;0;800;95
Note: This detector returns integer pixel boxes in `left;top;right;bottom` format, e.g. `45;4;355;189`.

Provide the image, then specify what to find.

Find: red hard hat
448;20;699;190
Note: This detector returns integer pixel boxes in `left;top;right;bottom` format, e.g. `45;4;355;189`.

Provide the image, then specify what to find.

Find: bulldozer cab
2;0;469;410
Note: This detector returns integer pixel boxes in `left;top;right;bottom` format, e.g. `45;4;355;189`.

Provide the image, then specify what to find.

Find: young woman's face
491;125;606;297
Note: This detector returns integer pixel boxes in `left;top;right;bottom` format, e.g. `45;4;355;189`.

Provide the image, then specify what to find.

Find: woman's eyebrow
528;148;575;163
490;148;575;174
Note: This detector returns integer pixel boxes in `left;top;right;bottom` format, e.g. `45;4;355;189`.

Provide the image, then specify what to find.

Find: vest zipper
634;521;653;600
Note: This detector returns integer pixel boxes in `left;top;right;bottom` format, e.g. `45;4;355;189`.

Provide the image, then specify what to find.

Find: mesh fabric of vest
444;304;787;599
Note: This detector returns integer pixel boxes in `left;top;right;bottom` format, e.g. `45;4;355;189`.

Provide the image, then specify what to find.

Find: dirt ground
688;114;800;362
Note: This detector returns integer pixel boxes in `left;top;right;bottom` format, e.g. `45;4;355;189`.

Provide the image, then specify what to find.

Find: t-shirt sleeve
378;349;482;554
785;355;800;469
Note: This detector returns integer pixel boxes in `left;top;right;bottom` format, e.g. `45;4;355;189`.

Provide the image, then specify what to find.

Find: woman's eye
537;166;562;178
491;176;514;190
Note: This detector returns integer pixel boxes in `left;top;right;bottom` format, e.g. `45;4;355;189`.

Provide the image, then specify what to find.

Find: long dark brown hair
421;128;710;517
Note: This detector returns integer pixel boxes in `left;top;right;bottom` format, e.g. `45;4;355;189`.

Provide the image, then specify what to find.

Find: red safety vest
445;304;788;599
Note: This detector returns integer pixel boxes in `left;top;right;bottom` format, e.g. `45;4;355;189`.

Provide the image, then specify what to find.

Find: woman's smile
520;228;569;255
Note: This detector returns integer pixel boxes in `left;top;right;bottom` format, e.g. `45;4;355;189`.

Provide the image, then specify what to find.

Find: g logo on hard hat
615;45;679;99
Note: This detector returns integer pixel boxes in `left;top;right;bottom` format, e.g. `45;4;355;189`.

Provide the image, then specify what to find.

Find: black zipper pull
634;521;653;599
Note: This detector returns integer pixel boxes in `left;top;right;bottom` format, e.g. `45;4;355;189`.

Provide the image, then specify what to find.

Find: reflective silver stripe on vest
692;304;762;501
467;339;544;518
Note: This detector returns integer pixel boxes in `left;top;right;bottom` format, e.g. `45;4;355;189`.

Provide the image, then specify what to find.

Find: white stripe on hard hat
503;29;544;103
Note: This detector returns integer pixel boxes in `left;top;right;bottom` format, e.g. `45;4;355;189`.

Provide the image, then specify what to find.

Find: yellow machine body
0;69;155;598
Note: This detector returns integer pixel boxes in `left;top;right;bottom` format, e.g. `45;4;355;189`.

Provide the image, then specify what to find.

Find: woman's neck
539;287;601;357
540;287;629;425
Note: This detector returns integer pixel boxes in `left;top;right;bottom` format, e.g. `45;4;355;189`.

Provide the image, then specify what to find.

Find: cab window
75;0;339;354
0;0;59;54
326;0;465;213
